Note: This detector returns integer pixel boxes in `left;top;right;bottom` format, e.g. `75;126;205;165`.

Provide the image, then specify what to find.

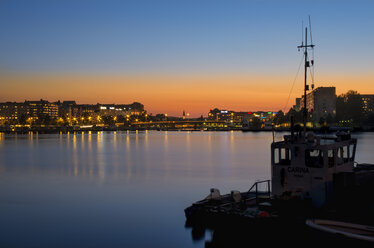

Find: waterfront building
58;101;97;119
208;108;235;121
361;95;374;114
0;102;27;122
78;104;97;116
57;101;144;119
57;101;75;118
294;98;301;111
24;99;59;118
299;86;336;123
208;108;277;125
0;100;58;123
98;102;144;116
0;100;145;125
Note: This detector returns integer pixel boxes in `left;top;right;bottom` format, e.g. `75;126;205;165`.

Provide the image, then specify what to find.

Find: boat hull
306;219;374;244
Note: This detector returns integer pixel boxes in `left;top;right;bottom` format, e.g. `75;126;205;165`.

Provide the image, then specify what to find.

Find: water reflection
73;133;78;177
0;132;373;248
0;131;278;183
0;131;279;183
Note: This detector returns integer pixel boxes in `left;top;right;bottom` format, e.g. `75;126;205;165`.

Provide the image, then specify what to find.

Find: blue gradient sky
0;0;373;115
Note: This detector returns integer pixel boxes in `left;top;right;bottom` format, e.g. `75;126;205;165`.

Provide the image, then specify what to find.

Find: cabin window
305;149;324;168
274;148;279;164
274;148;291;165
328;149;335;168
337;146;349;165
349;144;355;161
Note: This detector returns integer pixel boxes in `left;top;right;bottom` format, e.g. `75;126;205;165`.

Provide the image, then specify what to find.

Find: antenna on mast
297;18;315;137
309;16;313;45
299;21;304;51
309;16;315;90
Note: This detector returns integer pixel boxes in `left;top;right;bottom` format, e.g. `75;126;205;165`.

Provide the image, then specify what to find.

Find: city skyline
1;84;373;119
1;0;374;117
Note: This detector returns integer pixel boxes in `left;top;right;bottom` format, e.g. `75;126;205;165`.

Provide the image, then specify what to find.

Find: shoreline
0;125;373;134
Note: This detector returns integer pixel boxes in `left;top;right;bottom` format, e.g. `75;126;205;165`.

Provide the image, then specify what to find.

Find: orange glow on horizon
1;73;373;117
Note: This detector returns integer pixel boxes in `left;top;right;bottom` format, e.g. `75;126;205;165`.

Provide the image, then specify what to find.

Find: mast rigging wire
282;54;305;113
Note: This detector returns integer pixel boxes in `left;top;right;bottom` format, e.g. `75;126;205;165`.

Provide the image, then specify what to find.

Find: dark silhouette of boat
185;21;374;246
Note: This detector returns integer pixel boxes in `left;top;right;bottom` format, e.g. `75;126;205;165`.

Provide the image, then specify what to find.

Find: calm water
0;131;373;248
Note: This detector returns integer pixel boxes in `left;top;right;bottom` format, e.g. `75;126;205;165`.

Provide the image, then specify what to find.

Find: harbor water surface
1;131;374;248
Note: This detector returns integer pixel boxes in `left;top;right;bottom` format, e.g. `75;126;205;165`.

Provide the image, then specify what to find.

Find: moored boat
306;219;374;243
184;21;374;242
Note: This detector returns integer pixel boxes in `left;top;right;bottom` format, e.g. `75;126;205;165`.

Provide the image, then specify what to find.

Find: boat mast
298;27;314;136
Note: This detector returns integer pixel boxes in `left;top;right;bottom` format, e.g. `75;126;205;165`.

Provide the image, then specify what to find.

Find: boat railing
197;180;272;211
248;180;271;202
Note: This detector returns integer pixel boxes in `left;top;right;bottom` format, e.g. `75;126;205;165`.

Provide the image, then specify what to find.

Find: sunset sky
1;0;373;117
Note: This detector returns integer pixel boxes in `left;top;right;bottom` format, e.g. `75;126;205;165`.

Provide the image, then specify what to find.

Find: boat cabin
271;132;357;207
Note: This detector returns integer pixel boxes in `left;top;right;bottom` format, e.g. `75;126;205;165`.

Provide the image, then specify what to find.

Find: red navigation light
248;112;252;115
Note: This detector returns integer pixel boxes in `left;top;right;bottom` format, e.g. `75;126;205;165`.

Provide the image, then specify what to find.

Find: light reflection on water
0;131;373;248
